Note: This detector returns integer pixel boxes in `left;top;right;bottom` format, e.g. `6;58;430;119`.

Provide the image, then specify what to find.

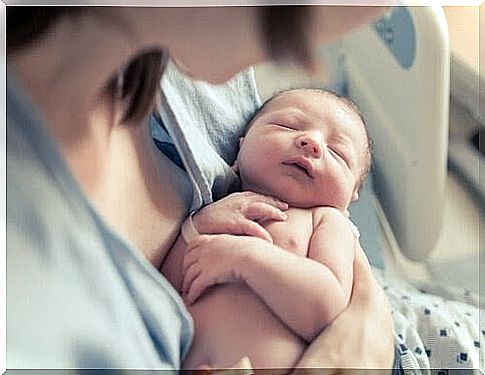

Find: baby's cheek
317;177;349;207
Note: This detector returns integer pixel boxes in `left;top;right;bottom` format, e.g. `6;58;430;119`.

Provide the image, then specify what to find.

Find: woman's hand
192;191;289;243
294;244;395;374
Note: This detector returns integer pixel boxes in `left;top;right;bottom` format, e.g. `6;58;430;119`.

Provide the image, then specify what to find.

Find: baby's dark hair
245;88;372;193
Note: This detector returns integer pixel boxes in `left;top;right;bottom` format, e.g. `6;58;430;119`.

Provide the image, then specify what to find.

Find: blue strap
151;114;186;172
153;139;186;172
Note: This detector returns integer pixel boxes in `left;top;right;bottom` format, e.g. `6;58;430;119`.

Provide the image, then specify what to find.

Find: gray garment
6;73;193;369
157;61;261;211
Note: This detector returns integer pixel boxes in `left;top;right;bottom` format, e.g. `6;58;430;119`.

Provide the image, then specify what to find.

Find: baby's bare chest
262;208;315;257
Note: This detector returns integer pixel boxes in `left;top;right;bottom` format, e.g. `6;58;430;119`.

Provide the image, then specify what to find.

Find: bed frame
341;6;450;261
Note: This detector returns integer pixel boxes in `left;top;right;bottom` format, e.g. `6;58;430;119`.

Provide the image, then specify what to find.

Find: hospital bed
255;5;450;271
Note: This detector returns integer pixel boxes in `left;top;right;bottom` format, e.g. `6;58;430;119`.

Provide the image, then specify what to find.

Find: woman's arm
293;245;395;373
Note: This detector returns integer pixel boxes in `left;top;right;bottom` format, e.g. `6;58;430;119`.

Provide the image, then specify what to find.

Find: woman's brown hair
258;6;314;70
7;6;314;124
7;6;166;124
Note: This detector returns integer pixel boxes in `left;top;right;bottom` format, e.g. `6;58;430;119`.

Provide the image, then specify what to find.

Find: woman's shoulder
7;141;194;369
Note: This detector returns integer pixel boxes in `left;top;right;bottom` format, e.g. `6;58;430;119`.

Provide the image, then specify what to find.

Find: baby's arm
161;191;288;290
241;207;355;341
183;208;355;342
306;207;356;321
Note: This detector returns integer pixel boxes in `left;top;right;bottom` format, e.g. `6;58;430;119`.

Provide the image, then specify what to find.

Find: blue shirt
6;73;193;369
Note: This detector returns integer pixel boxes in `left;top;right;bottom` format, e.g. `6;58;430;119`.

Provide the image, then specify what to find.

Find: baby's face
236;90;367;211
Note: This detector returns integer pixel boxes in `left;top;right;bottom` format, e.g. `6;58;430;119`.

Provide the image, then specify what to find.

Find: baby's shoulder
311;206;346;223
311;207;360;238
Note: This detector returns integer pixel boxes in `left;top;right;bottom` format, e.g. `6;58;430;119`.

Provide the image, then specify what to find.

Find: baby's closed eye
328;146;349;164
272;123;296;130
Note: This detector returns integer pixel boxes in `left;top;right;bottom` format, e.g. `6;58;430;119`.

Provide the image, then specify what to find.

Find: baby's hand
182;234;253;304
192;191;288;243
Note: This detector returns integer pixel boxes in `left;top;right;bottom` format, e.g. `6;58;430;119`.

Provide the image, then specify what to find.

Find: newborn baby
162;88;371;371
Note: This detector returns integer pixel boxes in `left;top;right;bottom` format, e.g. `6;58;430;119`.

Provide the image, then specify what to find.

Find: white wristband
181;211;200;242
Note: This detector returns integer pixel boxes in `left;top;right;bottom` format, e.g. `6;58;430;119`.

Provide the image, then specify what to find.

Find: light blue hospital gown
7;73;193;368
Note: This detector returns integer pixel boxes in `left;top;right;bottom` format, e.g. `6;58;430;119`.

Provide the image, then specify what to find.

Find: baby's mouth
282;159;314;179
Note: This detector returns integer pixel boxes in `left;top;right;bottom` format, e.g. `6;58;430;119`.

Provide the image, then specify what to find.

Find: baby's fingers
182;263;201;295
183;246;200;273
238;220;273;243
186;275;208;305
245;202;288;223
246;192;289;211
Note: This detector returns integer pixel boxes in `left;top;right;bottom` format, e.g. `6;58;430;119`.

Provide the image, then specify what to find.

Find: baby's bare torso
163;207;316;371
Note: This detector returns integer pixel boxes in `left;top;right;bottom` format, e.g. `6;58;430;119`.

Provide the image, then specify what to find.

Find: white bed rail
341;6;450;261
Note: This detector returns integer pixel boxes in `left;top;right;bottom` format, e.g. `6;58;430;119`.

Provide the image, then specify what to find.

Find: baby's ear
238;136;245;147
351;190;359;202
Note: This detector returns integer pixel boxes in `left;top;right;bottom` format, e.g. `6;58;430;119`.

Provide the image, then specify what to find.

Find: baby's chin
241;182;344;210
283;197;345;210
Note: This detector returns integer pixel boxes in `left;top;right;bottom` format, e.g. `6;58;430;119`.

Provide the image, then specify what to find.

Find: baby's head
234;88;371;211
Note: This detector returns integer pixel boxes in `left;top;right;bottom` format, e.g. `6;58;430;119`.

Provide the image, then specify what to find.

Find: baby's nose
297;136;323;158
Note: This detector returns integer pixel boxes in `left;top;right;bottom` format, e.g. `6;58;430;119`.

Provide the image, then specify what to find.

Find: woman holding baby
7;5;395;373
